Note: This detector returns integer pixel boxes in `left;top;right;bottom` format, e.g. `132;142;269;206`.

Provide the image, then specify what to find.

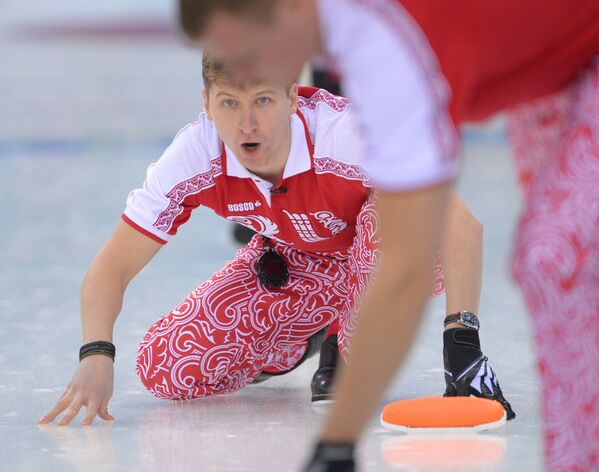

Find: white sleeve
122;161;172;244
320;0;459;191
122;121;215;243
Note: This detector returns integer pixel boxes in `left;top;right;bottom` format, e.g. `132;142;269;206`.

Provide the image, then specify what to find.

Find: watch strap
444;311;479;330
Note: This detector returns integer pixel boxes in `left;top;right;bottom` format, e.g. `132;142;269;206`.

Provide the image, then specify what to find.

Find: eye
223;99;236;108
257;97;271;105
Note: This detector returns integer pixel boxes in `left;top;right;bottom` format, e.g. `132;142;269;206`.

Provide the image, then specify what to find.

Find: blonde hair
202;52;231;89
202;52;294;94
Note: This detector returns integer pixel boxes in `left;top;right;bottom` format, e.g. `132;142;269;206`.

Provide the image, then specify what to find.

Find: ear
202;89;213;121
289;83;298;115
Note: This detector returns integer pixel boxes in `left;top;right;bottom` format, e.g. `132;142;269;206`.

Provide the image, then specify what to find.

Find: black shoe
311;334;339;403
251;328;327;384
443;328;516;420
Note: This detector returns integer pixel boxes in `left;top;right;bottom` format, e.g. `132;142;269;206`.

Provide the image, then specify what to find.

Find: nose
239;107;258;135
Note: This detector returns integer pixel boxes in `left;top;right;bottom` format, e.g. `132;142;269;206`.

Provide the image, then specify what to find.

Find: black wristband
79;341;116;362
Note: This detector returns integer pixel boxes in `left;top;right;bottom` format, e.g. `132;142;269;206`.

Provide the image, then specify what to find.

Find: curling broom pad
380;396;506;433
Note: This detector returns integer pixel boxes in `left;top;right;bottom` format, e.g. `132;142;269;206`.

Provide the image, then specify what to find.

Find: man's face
202;5;315;86
204;81;298;179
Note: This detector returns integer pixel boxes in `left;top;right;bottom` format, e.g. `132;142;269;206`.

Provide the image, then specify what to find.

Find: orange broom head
381;396;505;429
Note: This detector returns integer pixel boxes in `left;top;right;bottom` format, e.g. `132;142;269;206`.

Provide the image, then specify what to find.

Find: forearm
78;221;162;344
321;266;433;441
80;256;127;343
320;184;451;443
40;222;160;426
440;193;483;316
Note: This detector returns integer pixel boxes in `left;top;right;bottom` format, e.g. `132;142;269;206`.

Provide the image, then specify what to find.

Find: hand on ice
38;355;115;426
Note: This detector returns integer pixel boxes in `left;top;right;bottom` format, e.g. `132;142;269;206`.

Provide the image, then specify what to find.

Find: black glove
304;442;355;472
443;328;516;420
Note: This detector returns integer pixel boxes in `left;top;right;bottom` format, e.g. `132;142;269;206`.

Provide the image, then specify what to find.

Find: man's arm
39;220;162;426
80;220;163;343
441;192;483;317
320;183;451;441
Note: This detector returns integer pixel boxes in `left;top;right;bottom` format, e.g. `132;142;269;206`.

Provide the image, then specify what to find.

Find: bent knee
136;347;208;400
136;341;251;400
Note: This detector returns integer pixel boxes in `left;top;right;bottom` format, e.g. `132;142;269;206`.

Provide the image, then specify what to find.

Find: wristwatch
444;311;480;330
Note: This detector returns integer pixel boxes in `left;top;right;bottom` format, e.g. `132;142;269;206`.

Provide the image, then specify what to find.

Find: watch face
460;312;479;329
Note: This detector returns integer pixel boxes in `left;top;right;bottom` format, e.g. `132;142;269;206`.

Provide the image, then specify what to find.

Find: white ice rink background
0;1;543;471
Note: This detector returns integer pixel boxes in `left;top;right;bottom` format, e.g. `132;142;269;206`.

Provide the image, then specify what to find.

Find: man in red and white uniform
126;79;385;398
178;1;599;470
40;54;506;430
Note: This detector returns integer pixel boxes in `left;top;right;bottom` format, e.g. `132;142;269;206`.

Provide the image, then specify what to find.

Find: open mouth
242;142;260;152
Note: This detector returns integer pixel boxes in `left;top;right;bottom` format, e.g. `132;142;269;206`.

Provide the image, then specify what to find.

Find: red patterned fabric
123;87;375;253
507;88;577;200
136;201;444;400
509;61;599;472
154;157;222;233
313;155;373;185
297;88;350;113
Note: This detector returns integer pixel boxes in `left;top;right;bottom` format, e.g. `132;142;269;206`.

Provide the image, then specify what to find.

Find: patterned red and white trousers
508;60;599;471
137;201;442;400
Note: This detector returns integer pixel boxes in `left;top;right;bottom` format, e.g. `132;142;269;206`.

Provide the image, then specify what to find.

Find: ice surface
0;2;543;471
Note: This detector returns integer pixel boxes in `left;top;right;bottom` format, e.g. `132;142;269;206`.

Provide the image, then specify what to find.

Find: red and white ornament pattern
136;200;445;400
137;202;376;399
509;60;599;472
